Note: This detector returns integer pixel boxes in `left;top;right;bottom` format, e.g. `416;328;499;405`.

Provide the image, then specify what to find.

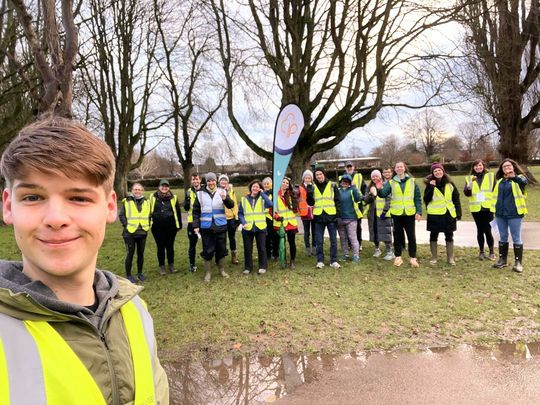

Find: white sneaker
329;261;341;269
316;262;325;269
258;268;266;274
383;252;395;261
373;248;382;258
242;269;251;275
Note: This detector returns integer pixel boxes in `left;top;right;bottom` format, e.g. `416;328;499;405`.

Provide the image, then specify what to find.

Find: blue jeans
314;221;338;263
496;216;523;244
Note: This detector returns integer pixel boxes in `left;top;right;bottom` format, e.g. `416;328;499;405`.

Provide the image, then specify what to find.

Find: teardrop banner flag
272;103;304;212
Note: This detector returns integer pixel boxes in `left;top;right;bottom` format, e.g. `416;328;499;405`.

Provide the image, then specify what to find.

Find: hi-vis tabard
491;177;528;215
197;189;227;229
0;296;156;405
242;196;267;231
351;190;363;219
297;186;309;217
149;193;180;228
273;195;298;228
313;182;336;215
375;196;390;217
465;173;494;212
186;189;197;223
426;183;456;217
123;198;150;233
389;178;416;216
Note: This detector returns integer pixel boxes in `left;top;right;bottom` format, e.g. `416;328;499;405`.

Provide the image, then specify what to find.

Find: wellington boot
204;260;212;282
493;242;509;269
217;258;229;279
429;241;438;264
512;244;524;273
446;241;456;266
231;251;239;265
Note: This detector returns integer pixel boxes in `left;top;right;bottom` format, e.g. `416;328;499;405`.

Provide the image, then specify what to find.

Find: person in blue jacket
491;159;528;273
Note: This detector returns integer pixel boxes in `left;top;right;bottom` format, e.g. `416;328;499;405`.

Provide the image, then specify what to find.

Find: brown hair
0;116;115;192
495;158;526;180
248;179;263;193
470;159;488;175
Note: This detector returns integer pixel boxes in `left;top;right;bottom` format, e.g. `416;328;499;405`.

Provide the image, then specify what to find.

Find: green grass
1;221;539;362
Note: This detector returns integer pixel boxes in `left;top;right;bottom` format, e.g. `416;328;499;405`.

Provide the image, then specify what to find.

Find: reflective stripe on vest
389;178;416;216
351;190;363;219
123;199;150;233
491;178;528;215
313;182;336;215
187;189;196;223
273;195;298;228
375;196;390;217
297;186;309;216
426;184;456;217
150;194;180;228
0;297;156;405
466;173;494;212
197;189;227;228
242;196;267;231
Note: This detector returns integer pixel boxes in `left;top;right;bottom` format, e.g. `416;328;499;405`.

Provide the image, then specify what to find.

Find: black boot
512;244;523;273
493;242;509;269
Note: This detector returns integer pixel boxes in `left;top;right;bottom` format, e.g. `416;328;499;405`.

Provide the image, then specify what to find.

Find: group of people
119;158;529;283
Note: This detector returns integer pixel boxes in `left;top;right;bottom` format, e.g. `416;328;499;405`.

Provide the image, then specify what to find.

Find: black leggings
124;234;147;275
151;223;178;266
393;215;416;258
472;210;494;252
286;230;297;261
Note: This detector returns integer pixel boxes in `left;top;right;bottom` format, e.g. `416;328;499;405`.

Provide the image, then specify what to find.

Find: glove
380;212;386;220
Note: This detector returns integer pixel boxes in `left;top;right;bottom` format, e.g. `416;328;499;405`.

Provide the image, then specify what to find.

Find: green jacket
0;261;169;405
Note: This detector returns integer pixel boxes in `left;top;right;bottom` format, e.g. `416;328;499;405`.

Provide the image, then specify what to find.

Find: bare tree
153;0;226;191
209;0;462;177
457;121;496;160
77;0;166;197
403;109;447;160
456;0;540;167
10;0;78;117
371;135;402;168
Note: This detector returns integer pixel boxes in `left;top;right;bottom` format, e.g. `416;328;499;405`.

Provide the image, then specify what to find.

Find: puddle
165;342;540;404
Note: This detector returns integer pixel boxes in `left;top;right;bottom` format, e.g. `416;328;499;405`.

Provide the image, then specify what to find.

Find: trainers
393;256;403;267
316;262;325;269
339;255;350;262
478;252;486;260
329;261;341;269
488;253;496;261
258;268;266;274
410;258;419;268
189;264;197;273
352;255;360;263
127;275;137;284
373;248;382;258
359;245;363;251
242;269;251;275
429;258;437;265
137;273;145;282
383;251;395;261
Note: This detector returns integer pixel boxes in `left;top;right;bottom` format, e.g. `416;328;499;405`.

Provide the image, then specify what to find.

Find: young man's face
382;169;393;180
191;176;201;188
346;165;354;174
2;171;117;284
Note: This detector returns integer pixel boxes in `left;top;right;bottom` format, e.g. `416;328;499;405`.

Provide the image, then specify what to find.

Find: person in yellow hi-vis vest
491;159;529;273
423;163;462;266
238;179;273;274
0;117;169;404
343;161;367;250
273;177;299;268
118;182;150;283
376;161;422;268
219;174;240;265
262;177;279;260
183;173;202;272
306;167;342;269
463;159;496;261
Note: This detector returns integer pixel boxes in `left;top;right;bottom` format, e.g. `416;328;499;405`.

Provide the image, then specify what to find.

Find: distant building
312;157;381;171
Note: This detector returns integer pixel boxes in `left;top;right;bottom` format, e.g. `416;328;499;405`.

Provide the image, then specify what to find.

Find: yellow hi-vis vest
123;198;150;233
466;173;494;212
149;193;180;228
351;189;363;219
375;196;390;217
491;178;528;215
426;183;456;217
186;189;197;223
313;182;337;215
0;296;155;405
265;193;273;220
273;195;298;228
242;196;267;231
389;178;416;216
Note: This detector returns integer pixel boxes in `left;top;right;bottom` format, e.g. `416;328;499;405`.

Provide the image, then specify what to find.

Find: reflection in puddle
165;342;540;404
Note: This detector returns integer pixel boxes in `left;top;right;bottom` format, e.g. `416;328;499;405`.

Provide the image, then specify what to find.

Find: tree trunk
289;152;312;185
114;159;130;199
182;161;194;193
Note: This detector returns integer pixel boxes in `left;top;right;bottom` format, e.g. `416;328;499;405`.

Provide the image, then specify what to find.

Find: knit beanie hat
340;174;352;184
370;169;382;179
205;172;217;182
302;169;313;182
218;174;229;183
313;167;326;176
430;163;444;174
